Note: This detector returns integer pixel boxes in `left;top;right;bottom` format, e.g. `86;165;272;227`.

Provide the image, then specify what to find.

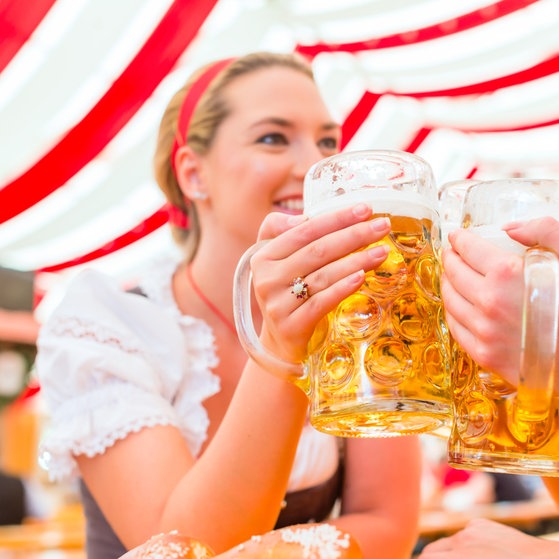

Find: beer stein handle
514;247;559;431
233;241;307;383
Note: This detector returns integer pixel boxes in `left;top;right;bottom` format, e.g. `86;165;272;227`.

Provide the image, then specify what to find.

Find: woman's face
197;66;341;246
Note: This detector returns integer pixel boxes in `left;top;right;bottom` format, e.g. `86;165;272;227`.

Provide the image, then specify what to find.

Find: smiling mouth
274;198;304;212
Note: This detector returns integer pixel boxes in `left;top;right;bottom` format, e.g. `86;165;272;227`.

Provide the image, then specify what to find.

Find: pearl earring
192;191;208;200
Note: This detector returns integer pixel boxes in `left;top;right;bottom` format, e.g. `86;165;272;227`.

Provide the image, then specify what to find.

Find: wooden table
0;551;85;559
419;497;559;539
0;517;85;555
1;500;556;558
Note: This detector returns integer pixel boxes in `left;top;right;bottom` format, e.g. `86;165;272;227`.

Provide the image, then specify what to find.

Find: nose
292;141;328;180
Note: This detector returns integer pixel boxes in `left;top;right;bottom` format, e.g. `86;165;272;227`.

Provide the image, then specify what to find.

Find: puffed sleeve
36;269;190;481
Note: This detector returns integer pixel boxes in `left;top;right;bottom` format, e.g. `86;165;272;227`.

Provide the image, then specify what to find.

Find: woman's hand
251;203;390;364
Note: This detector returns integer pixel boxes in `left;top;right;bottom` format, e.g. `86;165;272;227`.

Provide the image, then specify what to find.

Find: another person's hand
418;518;559;558
504;216;559;250
250;203;390;364
442;216;559;386
441;228;524;385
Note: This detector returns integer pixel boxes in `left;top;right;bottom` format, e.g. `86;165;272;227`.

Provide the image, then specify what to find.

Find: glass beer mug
234;149;452;438
438;179;479;247
447;178;559;475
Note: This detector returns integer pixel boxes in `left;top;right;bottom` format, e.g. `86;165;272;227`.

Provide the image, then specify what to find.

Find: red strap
38;206;169;273
404;127;433;153
0;0;56;73
340;92;381;149
296;0;539;57
171;58;235;176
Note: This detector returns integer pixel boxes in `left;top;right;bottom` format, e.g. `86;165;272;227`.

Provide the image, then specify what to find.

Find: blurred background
1;0;559;545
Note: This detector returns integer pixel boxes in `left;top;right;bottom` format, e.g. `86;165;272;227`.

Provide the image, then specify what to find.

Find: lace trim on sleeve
38;261;222;480
43;315;148;357
39;383;181;481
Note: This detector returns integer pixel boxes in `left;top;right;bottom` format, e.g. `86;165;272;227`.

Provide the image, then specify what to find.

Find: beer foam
469;225;525;254
304;189;436;221
520;203;559;221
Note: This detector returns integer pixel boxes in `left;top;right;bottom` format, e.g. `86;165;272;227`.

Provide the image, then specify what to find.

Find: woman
36;52;421;559
419;216;559;558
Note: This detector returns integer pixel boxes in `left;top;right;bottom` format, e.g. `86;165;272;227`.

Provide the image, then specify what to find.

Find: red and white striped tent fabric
1;0;558;304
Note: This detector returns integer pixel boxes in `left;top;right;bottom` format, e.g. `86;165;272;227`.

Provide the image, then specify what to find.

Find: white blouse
36;260;339;492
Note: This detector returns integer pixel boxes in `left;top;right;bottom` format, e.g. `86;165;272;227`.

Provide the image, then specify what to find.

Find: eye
257;133;288;146
318;136;339;152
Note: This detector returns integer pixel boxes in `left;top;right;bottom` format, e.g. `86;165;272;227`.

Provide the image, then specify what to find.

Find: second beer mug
234;150;452;438
448;179;559;475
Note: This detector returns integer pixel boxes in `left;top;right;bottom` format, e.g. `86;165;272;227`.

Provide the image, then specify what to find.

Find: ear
174;145;208;201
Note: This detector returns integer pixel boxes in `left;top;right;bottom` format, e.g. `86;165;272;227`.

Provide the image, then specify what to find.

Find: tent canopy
1;0;558;288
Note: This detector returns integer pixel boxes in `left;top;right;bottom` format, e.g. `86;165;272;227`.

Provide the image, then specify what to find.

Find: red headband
165;202;190;228
167;58;235;229
171;57;235;177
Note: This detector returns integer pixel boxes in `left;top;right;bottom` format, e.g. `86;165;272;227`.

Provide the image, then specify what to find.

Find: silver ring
290;276;309;300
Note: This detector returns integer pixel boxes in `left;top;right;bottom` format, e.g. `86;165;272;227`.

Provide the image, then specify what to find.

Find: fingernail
349;269;365;286
502;221;521;231
368;244;389;259
287;214;308;226
370;217;390;231
352;203;370;218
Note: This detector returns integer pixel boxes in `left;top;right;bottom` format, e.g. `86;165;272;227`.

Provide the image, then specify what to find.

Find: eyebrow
249;117;341;132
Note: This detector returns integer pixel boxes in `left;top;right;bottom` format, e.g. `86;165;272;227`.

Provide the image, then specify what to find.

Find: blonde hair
153;52;314;256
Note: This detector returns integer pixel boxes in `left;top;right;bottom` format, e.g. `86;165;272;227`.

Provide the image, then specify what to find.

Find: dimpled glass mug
234;150;453;438
448;179;559;475
438;179;479;247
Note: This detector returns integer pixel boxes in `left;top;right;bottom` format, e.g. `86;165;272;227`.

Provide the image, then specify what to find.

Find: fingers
442;245;485;307
441;232;524;380
303;243;390;301
448;229;511;277
444;231;523;311
253;204;391;314
259;251;387;364
504;216;559;251
258;203;379;261
418;535;452;556
255;213;391;319
251;204;393;363
257;212;308;241
419;519;547;559
441;272;477;346
259;218;391;296
418;520;492;558
278;245;390;356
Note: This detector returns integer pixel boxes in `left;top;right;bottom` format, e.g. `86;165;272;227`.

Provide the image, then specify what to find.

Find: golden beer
449;346;559;475
301;199;452;438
